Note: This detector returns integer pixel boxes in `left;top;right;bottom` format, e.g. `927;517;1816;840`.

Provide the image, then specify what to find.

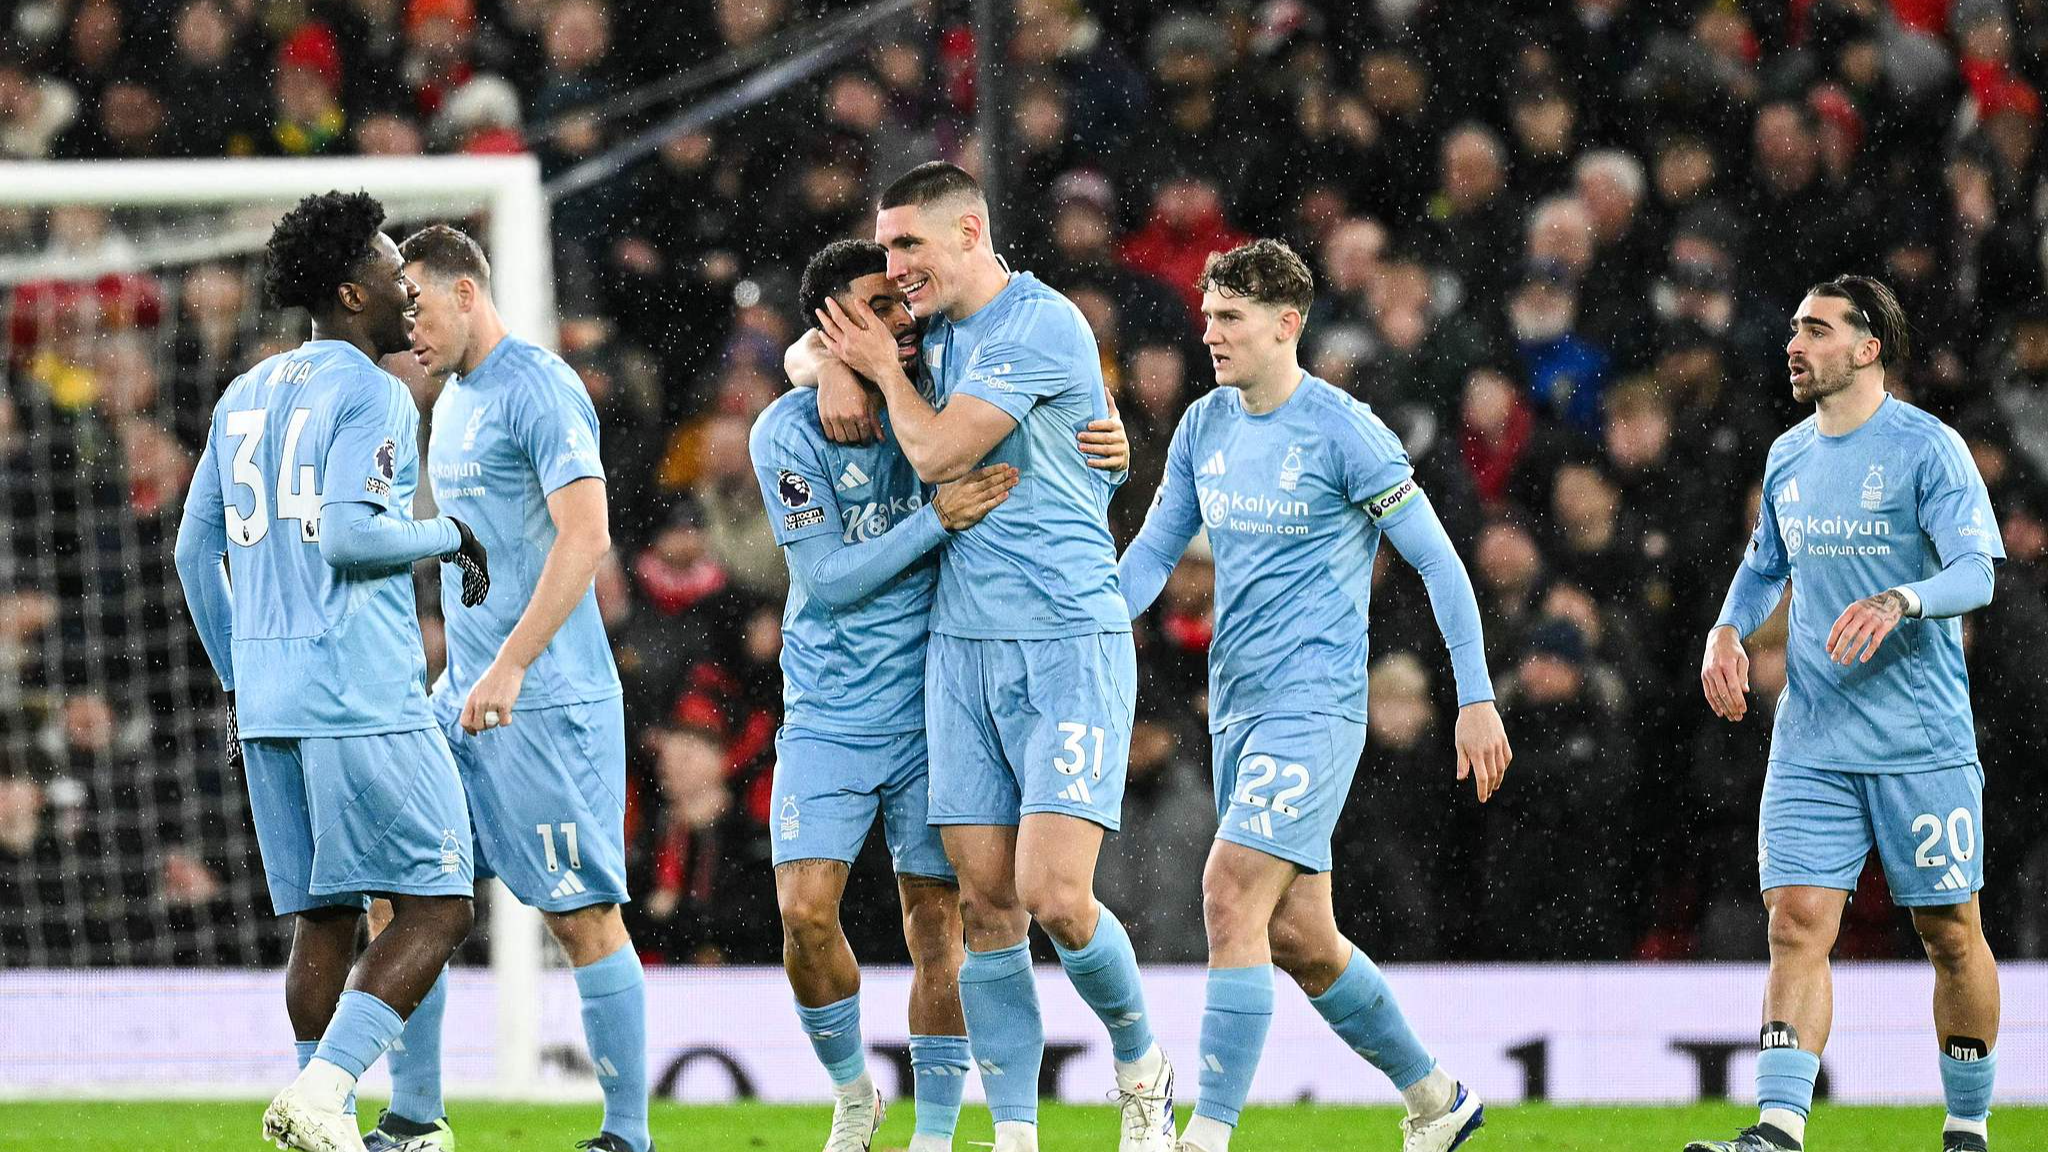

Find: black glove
224;690;243;771
443;517;491;608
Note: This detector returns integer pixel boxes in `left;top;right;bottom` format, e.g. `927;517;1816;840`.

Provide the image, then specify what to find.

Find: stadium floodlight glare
0;155;553;1097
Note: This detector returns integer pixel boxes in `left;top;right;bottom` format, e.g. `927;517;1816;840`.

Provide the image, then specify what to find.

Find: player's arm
316;379;474;570
1376;481;1511;803
789;465;1019;608
455;478;609;733
1827;429;2004;665
319;501;462;568
816;295;1018;483
173;440;235;692
1704;486;1792;720
1118;410;1202;618
174;439;242;770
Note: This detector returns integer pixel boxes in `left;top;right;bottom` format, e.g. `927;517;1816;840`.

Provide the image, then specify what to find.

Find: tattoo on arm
1866;589;1907;619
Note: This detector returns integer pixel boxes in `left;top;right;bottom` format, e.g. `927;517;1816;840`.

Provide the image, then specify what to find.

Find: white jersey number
223;407;323;546
1235;754;1310;818
1912;808;1976;868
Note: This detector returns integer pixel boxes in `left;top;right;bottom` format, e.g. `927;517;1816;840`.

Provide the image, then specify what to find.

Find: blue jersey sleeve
175;439;235;690
784;505;949;609
1382;491;1495;705
1743;478;1792;579
322;374;414;512
512;368;606;496
1337;410;1418;526
318;501;459;569
1119;406;1202;617
952;336;1068;424
1918;426;2005;568
750;410;840;547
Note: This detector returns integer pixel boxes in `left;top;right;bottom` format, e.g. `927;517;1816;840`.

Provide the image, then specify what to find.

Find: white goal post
0;154;554;1097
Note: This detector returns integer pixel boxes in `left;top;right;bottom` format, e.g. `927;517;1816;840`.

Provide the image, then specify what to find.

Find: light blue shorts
242;728;474;916
770;725;953;879
1212;712;1370;874
436;695;630;912
1760;760;1985;907
925;632;1137;830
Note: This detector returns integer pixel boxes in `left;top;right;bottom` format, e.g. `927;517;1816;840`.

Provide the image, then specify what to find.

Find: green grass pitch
1;1100;2043;1151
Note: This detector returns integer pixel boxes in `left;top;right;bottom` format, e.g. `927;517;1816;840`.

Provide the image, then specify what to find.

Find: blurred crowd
5;0;2048;969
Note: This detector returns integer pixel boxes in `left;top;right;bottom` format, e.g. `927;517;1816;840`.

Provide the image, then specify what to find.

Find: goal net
0;156;553;1094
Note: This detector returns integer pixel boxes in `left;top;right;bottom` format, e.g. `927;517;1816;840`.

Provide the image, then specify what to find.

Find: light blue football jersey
183;340;436;737
1744;394;2004;771
425;335;619;717
921;271;1128;639
750;388;938;736
1140;376;1418;731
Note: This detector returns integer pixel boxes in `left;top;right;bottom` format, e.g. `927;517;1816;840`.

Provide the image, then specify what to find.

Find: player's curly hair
1197;238;1315;317
798;239;887;327
264;190;387;312
1806;274;1911;370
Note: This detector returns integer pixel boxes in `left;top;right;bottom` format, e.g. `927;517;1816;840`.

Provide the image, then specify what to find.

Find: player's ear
958;208;983;252
1278;306;1303;345
456;277;476;311
336;280;365;314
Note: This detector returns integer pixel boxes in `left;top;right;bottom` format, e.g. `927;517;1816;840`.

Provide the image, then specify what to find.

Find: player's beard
1792;358;1855;404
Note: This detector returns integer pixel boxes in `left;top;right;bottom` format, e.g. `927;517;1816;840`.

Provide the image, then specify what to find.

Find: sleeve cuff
1894;585;1923;618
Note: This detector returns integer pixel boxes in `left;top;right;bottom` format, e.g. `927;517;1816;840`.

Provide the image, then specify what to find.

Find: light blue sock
576;945;650;1152
313;990;405;1081
1940;1049;1996;1123
385;970;447;1125
1309;949;1435;1089
1756;1047;1822;1118
1193;965;1274;1126
292;1039;356;1115
959;941;1043;1125
1051;904;1155;1063
795;992;868;1086
909;1034;971;1137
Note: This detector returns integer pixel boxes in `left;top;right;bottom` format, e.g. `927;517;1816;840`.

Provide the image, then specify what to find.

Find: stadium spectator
1479;617;1635;959
1092;716;1212;964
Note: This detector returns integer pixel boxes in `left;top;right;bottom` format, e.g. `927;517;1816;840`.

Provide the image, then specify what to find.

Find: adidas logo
1058;778;1094;805
1783;478;1801;504
1932;863;1970;893
977;1059;1004;1076
922;1065;969;1077
596;1056;619;1079
1109;1010;1144;1030
549;870;587;901
1196;451;1227;478
1239;811;1274;839
837;461;870;490
1202;1054;1225;1075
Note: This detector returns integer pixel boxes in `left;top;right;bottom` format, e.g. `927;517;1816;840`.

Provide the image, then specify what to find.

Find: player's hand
442;517;491;608
817;358;881;445
1701;624;1751;721
1078;392;1128;472
460;658;527;735
933;464;1018;531
1827;589;1907;666
816;296;903;389
223;690;242;772
1453;700;1511;803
